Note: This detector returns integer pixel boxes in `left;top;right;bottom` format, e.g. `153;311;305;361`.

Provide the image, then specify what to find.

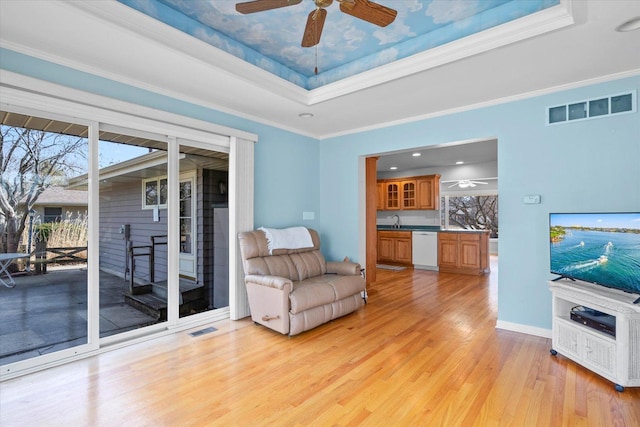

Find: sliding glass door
0;110;93;366
95;128;170;339
0;85;248;378
177;141;229;319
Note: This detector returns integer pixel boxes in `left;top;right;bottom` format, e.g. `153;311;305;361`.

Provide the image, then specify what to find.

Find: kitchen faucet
392;214;400;229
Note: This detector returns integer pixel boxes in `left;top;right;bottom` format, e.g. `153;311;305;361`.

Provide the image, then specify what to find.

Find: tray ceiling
117;0;561;90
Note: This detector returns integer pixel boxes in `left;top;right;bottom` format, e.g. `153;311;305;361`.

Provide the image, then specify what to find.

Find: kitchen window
441;194;499;238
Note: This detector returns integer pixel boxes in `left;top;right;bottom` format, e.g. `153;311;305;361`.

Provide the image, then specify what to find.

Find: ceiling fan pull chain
315;44;319;75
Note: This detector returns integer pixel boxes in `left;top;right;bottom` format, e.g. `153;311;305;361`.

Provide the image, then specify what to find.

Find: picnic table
0;253;30;288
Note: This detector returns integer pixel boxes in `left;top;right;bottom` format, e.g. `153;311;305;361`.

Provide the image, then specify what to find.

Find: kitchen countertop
377;225;440;232
377;225;488;233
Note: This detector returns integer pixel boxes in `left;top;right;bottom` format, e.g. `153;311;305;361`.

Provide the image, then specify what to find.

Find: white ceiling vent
547;91;636;125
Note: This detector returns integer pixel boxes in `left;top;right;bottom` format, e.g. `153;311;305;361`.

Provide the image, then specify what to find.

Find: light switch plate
523;195;541;204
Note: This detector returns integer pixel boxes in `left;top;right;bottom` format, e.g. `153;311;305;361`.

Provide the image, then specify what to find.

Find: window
441;195;499;238
142;177;167;209
179;179;193;254
44;207;63;222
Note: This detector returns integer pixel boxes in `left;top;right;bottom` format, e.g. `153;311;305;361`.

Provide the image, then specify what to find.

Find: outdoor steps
124;278;207;320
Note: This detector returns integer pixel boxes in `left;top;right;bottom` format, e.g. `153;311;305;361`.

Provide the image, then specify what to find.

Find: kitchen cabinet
416;175;439;210
378;174;440;211
400;180;417;209
376;181;386;210
377;230;412;265
384;182;400;210
438;231;489;275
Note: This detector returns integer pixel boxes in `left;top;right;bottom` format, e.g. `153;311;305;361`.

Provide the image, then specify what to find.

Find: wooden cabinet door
385;182;400;210
395;237;413;264
400;180;417;209
459;234;481;269
417;177;435;209
377;181;386;210
378;231;412;264
438;233;458;268
378;236;395;262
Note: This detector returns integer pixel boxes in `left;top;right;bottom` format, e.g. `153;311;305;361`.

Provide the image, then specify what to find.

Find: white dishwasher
412;231;439;271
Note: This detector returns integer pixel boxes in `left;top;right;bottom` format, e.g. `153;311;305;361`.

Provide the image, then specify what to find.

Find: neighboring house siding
99;180;168;282
31;205;87;222
30;187;88;223
99;169;228;293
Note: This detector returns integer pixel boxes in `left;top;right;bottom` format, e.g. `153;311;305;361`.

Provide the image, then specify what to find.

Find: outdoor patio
0;267;158;365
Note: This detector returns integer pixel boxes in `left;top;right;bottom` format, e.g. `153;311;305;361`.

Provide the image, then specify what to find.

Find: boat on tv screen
550;213;640;294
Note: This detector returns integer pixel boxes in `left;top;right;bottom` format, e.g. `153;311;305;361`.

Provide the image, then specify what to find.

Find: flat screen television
550;212;640;303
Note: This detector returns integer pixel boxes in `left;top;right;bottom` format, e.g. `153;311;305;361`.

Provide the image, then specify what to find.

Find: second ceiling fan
235;0;397;47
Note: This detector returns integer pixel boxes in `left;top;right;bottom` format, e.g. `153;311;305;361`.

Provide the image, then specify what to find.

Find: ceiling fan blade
448;183;460;188
339;0;397;27
302;8;327;47
472;181;488;185
235;0;302;14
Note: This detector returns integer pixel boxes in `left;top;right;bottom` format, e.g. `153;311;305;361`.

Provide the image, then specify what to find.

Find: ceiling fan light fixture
412;152;421;157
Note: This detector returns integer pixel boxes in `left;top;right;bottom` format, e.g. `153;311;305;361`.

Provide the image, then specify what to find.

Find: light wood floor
1;260;639;426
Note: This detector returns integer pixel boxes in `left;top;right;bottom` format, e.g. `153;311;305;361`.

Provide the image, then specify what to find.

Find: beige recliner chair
238;228;366;336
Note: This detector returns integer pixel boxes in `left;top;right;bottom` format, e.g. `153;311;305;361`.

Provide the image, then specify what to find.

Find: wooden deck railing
34;242;87;274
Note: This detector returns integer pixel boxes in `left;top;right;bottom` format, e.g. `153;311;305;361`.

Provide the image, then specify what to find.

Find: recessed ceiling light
298;112;314;118
456;161;464;165
390;166;398;170
616;16;640;32
412;152;421;157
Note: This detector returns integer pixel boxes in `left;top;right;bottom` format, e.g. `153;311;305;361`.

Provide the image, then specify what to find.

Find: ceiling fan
442;179;490;189
235;0;397;48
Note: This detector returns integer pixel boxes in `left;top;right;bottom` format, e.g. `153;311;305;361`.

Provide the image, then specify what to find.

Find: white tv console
548;279;640;392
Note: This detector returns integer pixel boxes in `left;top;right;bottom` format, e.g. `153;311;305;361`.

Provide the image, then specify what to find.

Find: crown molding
308;0;574;104
0;70;258;143
70;0;574;106
320;69;640;140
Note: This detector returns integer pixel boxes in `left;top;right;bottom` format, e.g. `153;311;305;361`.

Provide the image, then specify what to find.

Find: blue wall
2;48;639;331
0;48;320;231
319;76;640;330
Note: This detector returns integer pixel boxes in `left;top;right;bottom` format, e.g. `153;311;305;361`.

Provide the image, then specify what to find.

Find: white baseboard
496;320;552;339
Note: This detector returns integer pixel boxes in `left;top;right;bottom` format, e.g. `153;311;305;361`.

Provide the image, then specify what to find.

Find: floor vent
189;326;217;337
547;91;635;125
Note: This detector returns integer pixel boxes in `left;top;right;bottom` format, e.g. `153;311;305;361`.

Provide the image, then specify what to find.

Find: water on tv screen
550;212;640;296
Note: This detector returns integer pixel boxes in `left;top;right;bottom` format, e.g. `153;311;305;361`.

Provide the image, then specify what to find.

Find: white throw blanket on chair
259;226;313;254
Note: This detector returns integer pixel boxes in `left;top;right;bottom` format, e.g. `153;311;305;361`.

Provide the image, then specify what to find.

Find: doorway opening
361;138;499;279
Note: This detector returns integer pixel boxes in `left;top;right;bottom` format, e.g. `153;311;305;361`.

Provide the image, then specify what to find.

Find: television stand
548;279;640;392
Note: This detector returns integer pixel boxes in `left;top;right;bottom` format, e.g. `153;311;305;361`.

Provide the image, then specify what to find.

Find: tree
0;125;87;254
447;195;499;238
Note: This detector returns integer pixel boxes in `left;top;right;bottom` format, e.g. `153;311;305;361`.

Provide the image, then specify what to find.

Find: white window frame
0;71;256;380
142;176;168;209
441;192;499;232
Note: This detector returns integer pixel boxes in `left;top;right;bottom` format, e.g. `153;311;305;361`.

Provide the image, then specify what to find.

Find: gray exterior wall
99;168;229;309
99;179;168;282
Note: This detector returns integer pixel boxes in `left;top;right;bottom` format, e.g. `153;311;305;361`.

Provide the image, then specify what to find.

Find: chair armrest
244;274;292;290
326;261;361;276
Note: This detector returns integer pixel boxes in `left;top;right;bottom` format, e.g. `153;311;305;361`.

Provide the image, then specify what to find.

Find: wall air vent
547;91;636;125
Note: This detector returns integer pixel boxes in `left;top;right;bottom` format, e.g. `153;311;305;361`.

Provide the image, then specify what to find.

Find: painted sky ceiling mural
118;0;560;90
